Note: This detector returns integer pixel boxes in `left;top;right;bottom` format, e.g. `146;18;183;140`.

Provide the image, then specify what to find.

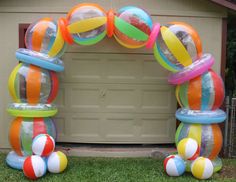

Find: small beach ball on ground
32;134;55;157
47;151;68;173
114;6;153;48
164;155;185;176
177;138;200;160
23;155;47;180
191;157;213;179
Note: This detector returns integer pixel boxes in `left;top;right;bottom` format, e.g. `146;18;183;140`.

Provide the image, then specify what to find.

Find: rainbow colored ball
25;18;67;58
8;63;59;104
32;134;55;157
176;123;222;160
176;69;224;110
191;157;213;179
154;22;202;72
47;151;68;173
164;155;186;176
9;117;56;156
23;155;47;180
114;6;152;48
177;138;199;160
66;3;107;45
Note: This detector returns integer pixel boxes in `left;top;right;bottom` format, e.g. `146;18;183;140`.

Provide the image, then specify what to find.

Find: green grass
0;152;236;182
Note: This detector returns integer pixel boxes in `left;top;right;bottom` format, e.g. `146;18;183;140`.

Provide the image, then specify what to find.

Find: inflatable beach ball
164;155;185;176
177;138;199;160
186;156;222;173
47;151;68;173
32;134;55;157
23;155;47;180
191;157;213;180
25;18;67;58
176;123;222;160
9;117;56;156
66;3;107;45
176;69;224;110
114;6;153;48
8;63;59;104
154;22;202;72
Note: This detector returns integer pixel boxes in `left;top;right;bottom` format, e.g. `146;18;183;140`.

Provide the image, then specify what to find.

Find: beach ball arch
7;3;226;180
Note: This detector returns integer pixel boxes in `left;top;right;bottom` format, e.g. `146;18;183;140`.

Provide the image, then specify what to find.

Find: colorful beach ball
47;151;68;173
191;157;213;179
32;134;55;157
66;3;107;45
25;18;67;58
176;123;222;160
177;138;199;160
114;6;153;48
8;63;59;104
9;117;56;156
154;22;202;72
164;155;185;176
176;69;225;110
23;155;47;180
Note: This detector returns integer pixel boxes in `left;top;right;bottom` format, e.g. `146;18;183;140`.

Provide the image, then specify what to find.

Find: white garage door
54;38;176;143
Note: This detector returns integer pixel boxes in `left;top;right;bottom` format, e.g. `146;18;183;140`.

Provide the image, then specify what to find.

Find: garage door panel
60;53;168;84
105;88;137;110
66;57;103;80
55;88;66;108
54;113;175;143
141;89;174;111
54;115;66;138
55;83;176;114
71;88;101;110
70;116;100;137
143;59;169;81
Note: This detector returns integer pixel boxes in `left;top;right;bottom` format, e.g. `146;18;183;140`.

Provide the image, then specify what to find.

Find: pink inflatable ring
146;23;160;49
168;54;214;85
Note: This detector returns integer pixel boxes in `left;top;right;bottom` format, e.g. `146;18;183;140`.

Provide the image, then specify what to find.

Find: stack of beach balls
157;24;226;179
6;17;68;180
23;135;67;179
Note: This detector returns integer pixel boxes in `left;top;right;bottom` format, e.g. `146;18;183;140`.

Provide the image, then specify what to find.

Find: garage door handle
100;90;106;97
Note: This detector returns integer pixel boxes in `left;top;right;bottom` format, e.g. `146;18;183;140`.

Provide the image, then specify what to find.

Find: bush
225;15;236;98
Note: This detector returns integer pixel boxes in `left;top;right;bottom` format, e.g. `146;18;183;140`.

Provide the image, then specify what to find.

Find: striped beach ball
32;134;55;157
23;155;47;180
66;3;107;45
47;151;68;173
191;157;213;179
164;155;185;176
154;22;202;72
25;18;67;58
8;63;59;104
175;123;222;160
114;6;153;48
9;117;56;156
177;138;200;160
176;69;224;110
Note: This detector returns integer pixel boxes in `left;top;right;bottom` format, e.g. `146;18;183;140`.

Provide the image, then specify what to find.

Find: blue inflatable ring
176;108;226;124
6;151;26;170
16;48;64;72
